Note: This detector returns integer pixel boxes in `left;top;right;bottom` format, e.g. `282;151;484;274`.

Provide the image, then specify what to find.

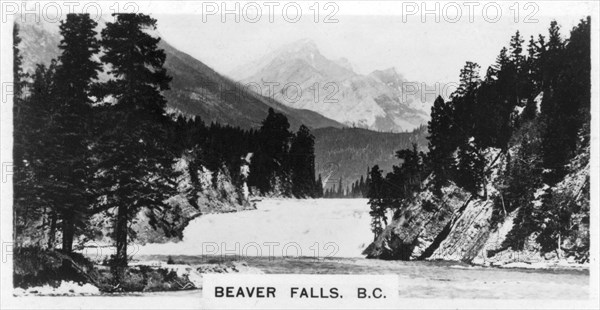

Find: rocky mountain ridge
230;39;438;132
16;19;344;131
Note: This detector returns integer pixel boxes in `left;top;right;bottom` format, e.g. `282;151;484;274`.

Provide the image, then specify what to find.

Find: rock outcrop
364;145;590;266
363;182;472;260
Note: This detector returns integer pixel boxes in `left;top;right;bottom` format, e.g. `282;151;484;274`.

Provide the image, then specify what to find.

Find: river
133;199;589;299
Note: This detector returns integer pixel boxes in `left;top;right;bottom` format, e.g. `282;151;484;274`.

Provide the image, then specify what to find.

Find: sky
146;1;594;84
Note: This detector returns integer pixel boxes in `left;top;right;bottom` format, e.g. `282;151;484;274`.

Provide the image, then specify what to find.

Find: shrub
13;247;95;289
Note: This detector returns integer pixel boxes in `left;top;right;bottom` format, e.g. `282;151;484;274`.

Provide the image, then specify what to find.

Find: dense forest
12;13;320;285
367;18;590;256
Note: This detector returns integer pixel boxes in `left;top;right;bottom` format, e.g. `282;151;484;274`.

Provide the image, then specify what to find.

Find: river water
134;199;589;299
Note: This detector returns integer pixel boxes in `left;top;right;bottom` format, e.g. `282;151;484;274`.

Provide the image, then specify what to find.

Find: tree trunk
114;204;129;283
61;211;74;253
60;211;75;276
47;211;57;249
557;234;562;259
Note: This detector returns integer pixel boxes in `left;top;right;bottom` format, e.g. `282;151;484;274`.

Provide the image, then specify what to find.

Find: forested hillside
13;13;321;289
364;18;590;263
160;40;344;130
313;126;427;193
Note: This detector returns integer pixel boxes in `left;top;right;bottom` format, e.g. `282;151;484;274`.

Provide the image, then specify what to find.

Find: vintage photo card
1;1;598;309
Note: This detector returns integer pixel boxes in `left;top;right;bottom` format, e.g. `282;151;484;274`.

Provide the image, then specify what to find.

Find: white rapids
137;198;373;258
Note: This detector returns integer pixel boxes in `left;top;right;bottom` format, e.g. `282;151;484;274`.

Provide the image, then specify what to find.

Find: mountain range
16;19;343;131
16;18;430;188
229;39;437;132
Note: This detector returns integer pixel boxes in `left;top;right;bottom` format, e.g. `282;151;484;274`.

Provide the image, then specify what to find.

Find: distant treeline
314;125;428;197
367;18;590;254
323;172;369;198
12;13;319;284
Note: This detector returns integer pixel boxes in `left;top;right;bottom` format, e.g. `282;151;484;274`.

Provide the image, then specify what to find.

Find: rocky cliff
364;145;589;266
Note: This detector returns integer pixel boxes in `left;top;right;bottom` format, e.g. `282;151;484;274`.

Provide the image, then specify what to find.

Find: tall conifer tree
98;13;176;280
290;125;316;198
52;13;101;253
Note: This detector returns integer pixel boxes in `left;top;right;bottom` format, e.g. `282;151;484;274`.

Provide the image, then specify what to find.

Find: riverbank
14;255;589;299
13;256;263;297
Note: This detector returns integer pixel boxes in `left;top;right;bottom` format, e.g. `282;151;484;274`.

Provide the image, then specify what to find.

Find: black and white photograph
0;1;598;309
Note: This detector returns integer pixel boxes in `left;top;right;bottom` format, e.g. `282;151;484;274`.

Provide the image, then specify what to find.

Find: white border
1;1;598;309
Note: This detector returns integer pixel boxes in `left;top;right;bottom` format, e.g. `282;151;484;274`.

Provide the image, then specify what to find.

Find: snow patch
14;281;100;296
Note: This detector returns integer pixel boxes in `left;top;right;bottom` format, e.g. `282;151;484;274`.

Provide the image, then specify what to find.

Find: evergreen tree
509;30;528;108
358;175;365;197
315;174;323;198
509;31;525;73
520;35;544;122
289;125;316;198
248;108;292;195
97;13;177;280
492;47;510;75
525;36;543;96
427;95;455;189
452;61;480;145
454;61;481;98
539;20;568;183
395;144;426;195
367;166;387;239
52;13;101;253
486;47;514;146
455;140;486;196
381;144;428;215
